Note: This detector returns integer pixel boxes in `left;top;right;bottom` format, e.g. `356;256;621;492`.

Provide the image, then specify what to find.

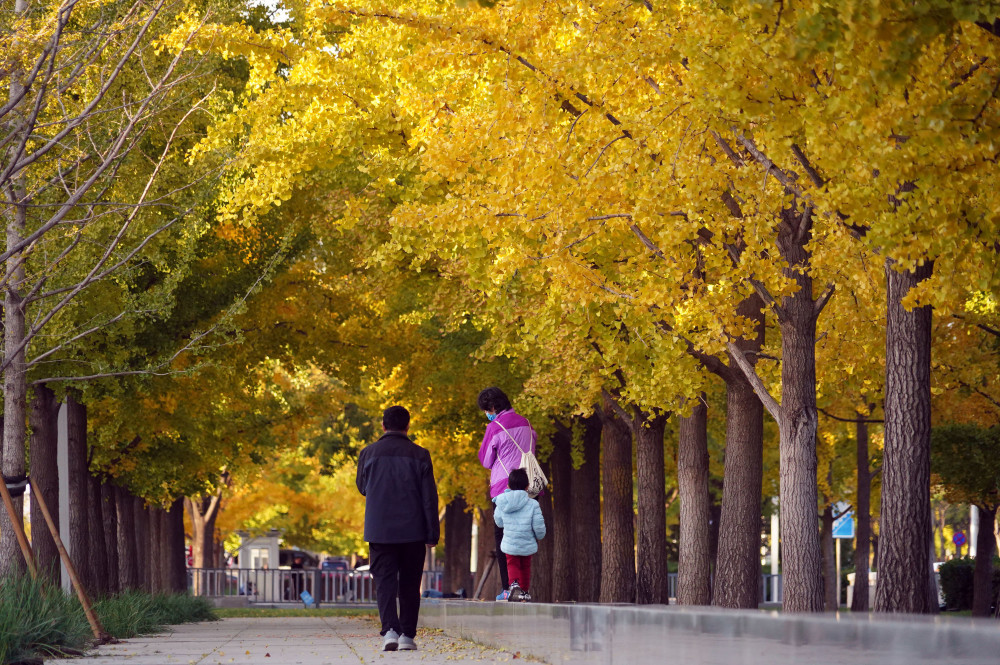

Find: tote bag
495;421;547;498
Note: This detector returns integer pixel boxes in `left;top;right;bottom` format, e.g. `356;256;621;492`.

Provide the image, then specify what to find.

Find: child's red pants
505;554;532;591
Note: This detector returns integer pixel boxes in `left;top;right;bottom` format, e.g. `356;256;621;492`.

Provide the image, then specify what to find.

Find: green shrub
0;574;90;663
1;573;216;663
937;557;1000;611
939;558;975;610
94;591;217;638
149;593;216;625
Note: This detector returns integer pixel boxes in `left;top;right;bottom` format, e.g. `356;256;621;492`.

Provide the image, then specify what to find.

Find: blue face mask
486;412;497;422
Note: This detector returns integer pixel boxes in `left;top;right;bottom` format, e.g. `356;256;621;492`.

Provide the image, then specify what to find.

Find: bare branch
732;130;805;198
790;143;825;187
726;341;782;421
711;130;745;167
814;283;836;317
818;408;884;424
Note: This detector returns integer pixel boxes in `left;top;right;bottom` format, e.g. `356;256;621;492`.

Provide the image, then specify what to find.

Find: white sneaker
382;629;399;651
398;635;417;651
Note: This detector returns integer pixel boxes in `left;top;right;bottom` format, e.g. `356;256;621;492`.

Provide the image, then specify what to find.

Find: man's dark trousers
370;541;425;637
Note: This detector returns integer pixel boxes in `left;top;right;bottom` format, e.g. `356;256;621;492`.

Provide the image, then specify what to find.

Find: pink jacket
478;409;538;499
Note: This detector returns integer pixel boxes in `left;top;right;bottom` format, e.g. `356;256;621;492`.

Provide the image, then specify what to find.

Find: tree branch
814;283;836;317
726;341;782;421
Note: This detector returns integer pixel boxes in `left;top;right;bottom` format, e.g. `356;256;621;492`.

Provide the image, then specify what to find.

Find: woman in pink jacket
477;387;538;601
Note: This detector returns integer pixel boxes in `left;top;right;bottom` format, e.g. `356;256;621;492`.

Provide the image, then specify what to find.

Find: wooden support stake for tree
0;473;37;578
473;552;496;600
29;477;113;644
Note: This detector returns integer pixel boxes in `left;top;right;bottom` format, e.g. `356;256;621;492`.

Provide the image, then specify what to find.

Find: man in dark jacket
356;405;439;652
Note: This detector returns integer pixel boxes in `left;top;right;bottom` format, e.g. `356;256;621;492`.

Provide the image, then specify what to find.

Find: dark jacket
356;431;440;545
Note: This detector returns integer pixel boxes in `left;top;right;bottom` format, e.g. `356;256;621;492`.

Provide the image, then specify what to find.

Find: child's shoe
507;582;523;601
519;590;532;602
495;588;510;601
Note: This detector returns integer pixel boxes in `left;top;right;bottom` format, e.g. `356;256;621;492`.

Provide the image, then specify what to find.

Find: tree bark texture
774;215;824;612
167;498;188;592
875;260;934;614
443;495;472;595
134;496;150;591
677;399;711;605
101;480;120;596
820;505;837;610
116;485;139;591
713;295;765;609
187;493;222;570
66;394;91;591
571;413;602;603
599;395;635;603
635;411;668;604
29;385;60;583
534;465;554;602
473;506;497;599
87;471;109;596
1;3;30;575
149;506;164;592
972;505;997;617
851;418;872;612
549;426;574;602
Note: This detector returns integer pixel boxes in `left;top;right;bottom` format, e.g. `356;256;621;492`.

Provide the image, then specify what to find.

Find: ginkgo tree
160;0;1000;614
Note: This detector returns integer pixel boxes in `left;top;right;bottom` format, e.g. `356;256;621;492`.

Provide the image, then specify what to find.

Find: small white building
237;529;281;569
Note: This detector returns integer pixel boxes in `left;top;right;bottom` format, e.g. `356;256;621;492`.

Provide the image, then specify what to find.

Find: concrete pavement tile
55;616;526;665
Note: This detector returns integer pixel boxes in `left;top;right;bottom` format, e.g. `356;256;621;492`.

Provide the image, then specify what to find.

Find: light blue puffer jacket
494;490;546;556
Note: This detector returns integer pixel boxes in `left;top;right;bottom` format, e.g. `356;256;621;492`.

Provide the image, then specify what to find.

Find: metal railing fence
188;568;443;605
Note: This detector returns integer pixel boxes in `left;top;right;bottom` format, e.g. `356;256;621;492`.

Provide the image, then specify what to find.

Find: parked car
321;557;349;571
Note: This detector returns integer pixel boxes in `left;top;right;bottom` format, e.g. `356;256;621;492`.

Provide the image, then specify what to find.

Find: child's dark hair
508;468;529;491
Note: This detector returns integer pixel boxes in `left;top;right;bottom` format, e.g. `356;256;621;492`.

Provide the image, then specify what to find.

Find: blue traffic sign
953;532;967;547
832;511;855;539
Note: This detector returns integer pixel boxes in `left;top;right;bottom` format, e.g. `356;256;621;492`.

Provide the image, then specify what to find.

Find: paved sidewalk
59;617;526;664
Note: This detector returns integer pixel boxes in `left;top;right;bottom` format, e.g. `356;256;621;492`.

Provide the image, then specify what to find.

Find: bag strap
493;419;529;479
495;420;526;455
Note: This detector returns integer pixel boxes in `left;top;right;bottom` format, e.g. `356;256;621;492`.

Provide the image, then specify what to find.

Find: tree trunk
134;496;150;591
875;260;934;614
29;385;60;583
1;1;30;575
101;481;120;596
713;295;765;609
549;426;574;602
87;471;109;596
852;417;871;612
167;498;187;593
473;506;496;599
443;495;472;595
636;411;668;604
116;486;139;591
149;505;165;592
534;464;554;602
677;399;711;605
66;394;91;591
972;505;997;617
599;394;635;603
571;413;602;603
821;505;837;610
774;214;824;612
186;492;222;571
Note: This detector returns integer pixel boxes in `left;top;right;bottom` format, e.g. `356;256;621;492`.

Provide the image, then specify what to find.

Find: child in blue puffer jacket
493;468;546;602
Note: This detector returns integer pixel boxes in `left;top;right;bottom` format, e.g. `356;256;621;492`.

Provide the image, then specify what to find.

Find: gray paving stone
56;616;525;664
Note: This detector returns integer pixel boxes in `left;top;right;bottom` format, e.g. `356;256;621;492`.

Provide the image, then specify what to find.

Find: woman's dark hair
508;468;529;491
477;387;512;413
383;405;410;431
